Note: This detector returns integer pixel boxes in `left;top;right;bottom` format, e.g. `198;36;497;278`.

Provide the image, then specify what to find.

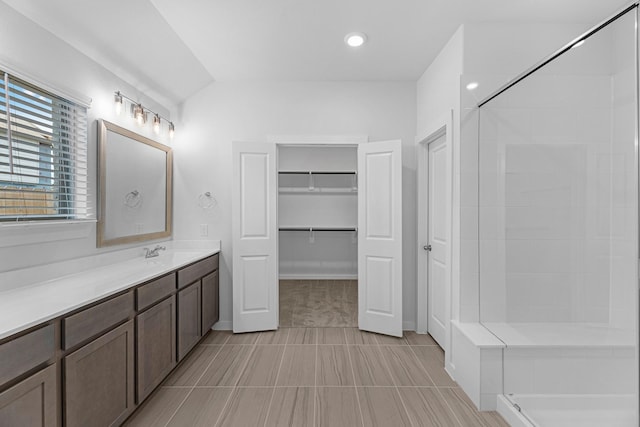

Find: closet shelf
278;187;357;194
278;170;357;175
279;226;357;232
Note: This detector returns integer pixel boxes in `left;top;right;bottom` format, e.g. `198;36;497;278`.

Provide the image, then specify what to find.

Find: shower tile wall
479;77;612;323
477;17;637;326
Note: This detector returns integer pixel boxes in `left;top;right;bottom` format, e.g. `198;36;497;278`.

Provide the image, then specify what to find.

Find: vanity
0;118;219;426
0;243;220;427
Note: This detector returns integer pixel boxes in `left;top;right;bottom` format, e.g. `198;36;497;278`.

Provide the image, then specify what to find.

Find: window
0;71;89;221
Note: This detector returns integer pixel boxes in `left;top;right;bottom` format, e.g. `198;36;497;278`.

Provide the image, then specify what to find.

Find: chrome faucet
144;245;166;258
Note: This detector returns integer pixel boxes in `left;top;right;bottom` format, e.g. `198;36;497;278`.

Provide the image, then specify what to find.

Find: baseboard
212;320;232;331
279;274;358;280
403;321;416;331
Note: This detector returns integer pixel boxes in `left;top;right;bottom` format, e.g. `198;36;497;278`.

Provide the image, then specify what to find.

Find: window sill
0;219;97;248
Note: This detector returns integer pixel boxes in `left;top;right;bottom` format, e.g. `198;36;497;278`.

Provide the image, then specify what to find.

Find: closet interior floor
124;328;509;427
279;280;357;328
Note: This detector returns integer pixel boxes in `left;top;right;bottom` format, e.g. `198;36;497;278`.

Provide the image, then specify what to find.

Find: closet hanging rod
279;226;357;232
278;170;357;175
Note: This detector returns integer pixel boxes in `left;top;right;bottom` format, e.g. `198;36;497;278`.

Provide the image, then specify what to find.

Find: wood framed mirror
97;119;172;247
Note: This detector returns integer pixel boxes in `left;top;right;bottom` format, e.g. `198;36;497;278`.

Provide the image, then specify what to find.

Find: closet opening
277;145;358;328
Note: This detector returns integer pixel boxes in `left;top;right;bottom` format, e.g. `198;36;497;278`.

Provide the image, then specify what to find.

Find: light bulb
168;122;175;139
153;114;161;134
133;104;145;125
114;92;123;115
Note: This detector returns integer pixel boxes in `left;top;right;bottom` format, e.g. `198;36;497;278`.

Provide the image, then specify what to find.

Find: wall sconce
114;90;175;138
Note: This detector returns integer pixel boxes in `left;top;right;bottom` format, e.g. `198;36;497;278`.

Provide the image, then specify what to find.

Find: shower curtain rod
477;2;639;108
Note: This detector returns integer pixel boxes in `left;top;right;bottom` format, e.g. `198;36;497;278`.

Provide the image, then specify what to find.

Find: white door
427;134;448;347
231;142;278;332
358;140;403;337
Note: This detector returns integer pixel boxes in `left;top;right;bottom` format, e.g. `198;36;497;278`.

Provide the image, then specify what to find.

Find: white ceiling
1;0;632;106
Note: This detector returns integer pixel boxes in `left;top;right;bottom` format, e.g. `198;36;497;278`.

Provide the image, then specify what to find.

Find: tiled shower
477;6;638;426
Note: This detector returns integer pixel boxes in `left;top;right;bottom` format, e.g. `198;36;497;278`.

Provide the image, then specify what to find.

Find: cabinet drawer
63;291;133;350
177;254;218;289
137;273;176;311
0;324;55;387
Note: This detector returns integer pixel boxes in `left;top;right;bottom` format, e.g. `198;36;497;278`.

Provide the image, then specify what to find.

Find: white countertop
0;240;220;340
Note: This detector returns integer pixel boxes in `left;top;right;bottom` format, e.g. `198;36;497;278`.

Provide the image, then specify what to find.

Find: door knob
423;244;432;251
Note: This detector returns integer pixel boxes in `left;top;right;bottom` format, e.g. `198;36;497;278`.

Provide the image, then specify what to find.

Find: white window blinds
0;71;89;221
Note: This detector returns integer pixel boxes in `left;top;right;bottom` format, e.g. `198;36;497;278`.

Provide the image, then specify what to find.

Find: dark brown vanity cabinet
177;281;202;360
177;254;219;361
0;252;220;427
0;363;57;427
202;270;220;333
0;324;57;427
64;320;135;427
135;273;177;403
136;295;176;402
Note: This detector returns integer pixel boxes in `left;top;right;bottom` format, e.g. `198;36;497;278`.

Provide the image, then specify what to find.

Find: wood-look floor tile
226;331;260;344
316;345;354;386
398;387;460;427
166;388;232;427
411;346;457;387
405;331;438;346
357;387;412;427
278;306;293;328
344;328;378;345
237;345;285;386
265;387;314;427
316;387;362;427
349;345;394;386
201;330;232;345
317;327;347;344
257;328;289;344
197;345;253;386
287;327;317;344
164;345;222;386
375;333;408;345
277;345;316;386
440;388;510;427
124;388;189;427
217;387;274;427
381;346;435;386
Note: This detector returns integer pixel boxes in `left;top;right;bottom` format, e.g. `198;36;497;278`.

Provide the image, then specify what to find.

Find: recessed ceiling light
466;82;479;91
345;32;367;48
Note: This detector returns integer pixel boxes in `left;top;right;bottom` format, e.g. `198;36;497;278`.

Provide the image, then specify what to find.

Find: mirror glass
97;119;172;247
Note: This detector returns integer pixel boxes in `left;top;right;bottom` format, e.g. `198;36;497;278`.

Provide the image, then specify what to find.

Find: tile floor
279;280;358;327
125;328;509;427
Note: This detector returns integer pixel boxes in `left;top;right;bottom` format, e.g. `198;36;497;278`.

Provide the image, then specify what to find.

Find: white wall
0;2;175;273
415;26;463;368
173;81;417;329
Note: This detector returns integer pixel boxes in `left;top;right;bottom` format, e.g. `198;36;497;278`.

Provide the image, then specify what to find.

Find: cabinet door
136;296;176;403
201;270;219;333
64;320;135;427
0;364;57;427
178;281;202;361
